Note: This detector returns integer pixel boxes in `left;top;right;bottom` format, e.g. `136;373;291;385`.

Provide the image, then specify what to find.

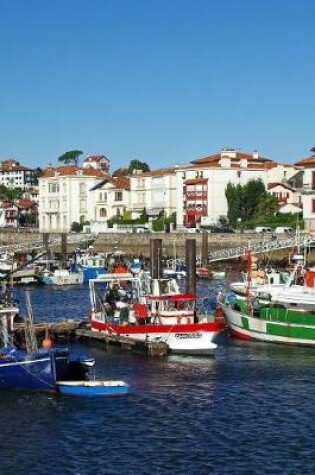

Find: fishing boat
0;286;94;392
219;249;315;346
89;273;225;355
76;248;107;282
38;267;84;286
57;379;129;397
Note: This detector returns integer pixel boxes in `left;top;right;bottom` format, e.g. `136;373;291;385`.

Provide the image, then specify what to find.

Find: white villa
90;176;131;233
129;167;177;219
38;156;109;232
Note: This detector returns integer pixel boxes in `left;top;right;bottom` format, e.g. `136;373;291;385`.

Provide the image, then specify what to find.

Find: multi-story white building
38;157;107;232
174;148;295;228
90;176;131;233
0;159;37;189
129;167;177;219
295;154;315;231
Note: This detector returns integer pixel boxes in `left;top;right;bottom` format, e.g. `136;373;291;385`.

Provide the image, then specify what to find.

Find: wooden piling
61;233;68;265
150;238;163;279
186;239;196;294
201;231;208;267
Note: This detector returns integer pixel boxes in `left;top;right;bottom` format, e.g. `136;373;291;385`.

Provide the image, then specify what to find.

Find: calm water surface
1;281;314;474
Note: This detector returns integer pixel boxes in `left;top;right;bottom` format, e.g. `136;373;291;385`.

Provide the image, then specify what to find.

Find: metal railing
208;235;315;262
0;233;96;255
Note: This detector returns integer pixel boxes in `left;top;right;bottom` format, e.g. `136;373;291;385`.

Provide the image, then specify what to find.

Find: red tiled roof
268;182;295;191
84;155;109;162
294;156;315;167
41;165;106;178
112;177;130;190
15;199;37;209
184;178;208;185
190;151;275;166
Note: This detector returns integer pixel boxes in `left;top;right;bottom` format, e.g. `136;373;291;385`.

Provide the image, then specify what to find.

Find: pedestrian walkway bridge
0;233;96;255
208;235;315;263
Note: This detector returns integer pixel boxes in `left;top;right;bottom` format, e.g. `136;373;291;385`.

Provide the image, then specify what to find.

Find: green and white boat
219;293;315;346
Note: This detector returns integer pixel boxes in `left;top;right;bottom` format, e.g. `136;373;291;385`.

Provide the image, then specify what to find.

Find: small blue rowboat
57;380;129;397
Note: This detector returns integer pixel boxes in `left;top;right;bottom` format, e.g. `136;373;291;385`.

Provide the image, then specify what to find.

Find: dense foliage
128;159;150;173
225;178;301;229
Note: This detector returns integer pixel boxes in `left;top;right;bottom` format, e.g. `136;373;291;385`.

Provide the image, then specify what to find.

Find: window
115;191;122;202
48;183;59;193
312;199;315;213
99;208;107;217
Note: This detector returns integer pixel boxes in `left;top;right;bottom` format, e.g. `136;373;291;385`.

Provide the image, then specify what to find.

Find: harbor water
2;280;315;474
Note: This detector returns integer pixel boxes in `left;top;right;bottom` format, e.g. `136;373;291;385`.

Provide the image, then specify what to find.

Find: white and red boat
88;273;225;356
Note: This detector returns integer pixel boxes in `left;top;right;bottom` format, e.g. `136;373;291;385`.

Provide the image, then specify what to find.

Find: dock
13;321;169;357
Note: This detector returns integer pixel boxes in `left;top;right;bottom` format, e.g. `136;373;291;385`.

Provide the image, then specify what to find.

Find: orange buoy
42;338;53;349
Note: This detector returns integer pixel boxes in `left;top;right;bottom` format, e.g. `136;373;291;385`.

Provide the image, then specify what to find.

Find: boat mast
245;247;253;315
24;290;38;353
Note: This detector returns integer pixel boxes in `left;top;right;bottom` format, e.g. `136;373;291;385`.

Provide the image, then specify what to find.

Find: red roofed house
38;157;108;232
89;176;131;233
0;159;37;189
174;148;296;228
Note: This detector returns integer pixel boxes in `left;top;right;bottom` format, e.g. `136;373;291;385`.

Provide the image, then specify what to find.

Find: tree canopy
0;185;24;201
58;150;83;166
225;178;278;227
128;159;150;173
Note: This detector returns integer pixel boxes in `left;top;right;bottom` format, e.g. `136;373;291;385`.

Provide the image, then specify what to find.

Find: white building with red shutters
174;148;285;228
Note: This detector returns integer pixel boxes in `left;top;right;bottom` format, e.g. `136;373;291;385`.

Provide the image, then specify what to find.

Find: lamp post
237;217;242;233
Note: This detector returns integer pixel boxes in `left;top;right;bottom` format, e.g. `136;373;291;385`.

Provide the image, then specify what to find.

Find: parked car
134;227;151;234
204;226;234;234
255;227;274;233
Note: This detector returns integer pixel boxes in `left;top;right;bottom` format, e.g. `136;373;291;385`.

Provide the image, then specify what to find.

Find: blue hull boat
0;347;94;392
57;380;129;397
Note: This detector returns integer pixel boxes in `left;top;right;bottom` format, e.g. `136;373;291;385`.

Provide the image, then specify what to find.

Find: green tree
255;193;279;217
128;159;150;173
225;179;269;227
58;150;83;166
71;221;83;232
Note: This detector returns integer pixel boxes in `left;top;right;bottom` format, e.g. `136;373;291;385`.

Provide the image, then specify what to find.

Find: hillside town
0;148;315;233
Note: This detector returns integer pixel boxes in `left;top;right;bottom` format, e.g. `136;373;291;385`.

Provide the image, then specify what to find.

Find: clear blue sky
0;0;314;171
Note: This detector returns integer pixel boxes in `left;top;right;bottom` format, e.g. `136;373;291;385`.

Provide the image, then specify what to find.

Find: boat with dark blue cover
0;286;94;392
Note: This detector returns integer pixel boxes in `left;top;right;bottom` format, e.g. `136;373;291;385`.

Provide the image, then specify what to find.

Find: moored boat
57;379;129;397
219;293;315;346
219;248;315;346
0;285;94;392
38;268;84;286
89;273;225;355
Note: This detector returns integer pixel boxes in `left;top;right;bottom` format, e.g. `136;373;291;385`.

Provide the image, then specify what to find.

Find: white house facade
295;154;315;231
129;168;177;219
0;159;37;189
174;149;279;228
38;163;106;232
90;176;131;233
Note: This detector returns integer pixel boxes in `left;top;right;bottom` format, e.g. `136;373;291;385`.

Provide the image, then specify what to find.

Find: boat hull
91;321;224;355
0;348;93;392
222;304;315;346
0;350;69;391
57;380;129;397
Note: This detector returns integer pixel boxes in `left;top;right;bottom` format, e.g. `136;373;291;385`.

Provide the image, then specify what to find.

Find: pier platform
13;321;169;357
